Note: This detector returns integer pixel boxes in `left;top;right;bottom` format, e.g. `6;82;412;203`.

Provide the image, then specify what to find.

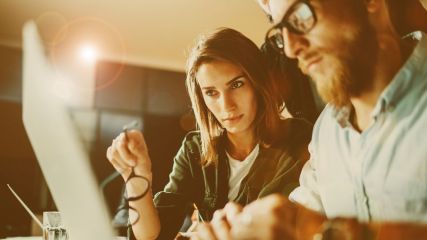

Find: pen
122;120;139;140
193;203;205;223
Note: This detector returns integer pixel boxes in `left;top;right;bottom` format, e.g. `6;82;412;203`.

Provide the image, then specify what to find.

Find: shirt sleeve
289;118;326;214
153;133;198;239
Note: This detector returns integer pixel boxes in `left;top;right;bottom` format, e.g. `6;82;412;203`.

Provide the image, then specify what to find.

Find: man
192;0;427;239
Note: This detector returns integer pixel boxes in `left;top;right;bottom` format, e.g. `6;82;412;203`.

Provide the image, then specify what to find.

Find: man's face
268;0;379;107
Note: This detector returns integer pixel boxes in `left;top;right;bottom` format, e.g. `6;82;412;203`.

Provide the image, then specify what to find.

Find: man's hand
191;195;297;240
228;194;297;240
192;194;326;240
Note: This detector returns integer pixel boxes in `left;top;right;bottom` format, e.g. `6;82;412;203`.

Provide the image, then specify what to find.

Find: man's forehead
268;0;298;24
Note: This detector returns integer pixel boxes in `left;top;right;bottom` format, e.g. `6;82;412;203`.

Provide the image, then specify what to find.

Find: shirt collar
372;31;427;118
332;105;352;128
332;31;427;127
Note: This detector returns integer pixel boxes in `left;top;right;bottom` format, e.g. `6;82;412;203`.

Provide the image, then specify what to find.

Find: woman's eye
204;90;217;96
231;81;244;89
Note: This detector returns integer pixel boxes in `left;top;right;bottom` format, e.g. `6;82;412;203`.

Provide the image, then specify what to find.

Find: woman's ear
365;0;381;13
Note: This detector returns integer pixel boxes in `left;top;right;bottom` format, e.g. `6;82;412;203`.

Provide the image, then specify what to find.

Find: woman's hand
106;129;152;182
190;202;242;240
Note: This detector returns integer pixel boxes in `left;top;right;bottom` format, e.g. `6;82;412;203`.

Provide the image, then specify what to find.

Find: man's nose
282;28;308;59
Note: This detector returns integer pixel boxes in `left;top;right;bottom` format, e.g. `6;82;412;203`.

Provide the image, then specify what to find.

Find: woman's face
196;60;258;136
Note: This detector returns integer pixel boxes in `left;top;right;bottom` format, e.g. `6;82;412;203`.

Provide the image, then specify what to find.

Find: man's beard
310;21;378;108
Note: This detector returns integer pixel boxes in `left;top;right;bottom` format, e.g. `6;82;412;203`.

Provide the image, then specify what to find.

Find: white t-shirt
226;144;260;200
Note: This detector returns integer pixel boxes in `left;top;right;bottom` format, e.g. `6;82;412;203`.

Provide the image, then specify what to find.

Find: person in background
386;0;427;35
193;0;427;239
260;40;321;123
106;27;312;239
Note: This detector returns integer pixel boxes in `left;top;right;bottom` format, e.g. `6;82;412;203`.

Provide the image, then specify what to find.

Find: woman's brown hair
186;28;282;166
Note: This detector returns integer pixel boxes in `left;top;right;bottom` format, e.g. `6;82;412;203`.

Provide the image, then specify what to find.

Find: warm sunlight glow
79;44;98;63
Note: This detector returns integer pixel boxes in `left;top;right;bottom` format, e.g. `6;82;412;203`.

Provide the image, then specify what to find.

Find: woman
106;28;312;240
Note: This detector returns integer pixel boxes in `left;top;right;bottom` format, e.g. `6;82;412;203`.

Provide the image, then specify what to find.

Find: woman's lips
223;114;243;123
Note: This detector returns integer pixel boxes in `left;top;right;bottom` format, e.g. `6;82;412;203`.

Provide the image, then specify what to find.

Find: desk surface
1;238;41;240
2;237;126;240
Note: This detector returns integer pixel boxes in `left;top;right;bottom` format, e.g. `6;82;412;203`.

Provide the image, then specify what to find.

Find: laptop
22;21;117;240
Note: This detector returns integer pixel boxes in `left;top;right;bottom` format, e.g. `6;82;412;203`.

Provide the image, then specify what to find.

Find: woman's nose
220;93;236;112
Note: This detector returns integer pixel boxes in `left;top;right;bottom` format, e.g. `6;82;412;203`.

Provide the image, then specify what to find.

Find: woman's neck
226;130;258;161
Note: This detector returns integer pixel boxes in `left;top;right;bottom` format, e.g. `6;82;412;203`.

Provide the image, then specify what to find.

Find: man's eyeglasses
265;0;317;53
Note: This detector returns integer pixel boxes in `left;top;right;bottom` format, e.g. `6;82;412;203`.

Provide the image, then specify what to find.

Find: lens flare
79;44;98;63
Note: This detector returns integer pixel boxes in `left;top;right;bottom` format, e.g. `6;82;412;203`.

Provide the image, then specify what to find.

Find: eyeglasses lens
125;176;150;201
288;2;315;33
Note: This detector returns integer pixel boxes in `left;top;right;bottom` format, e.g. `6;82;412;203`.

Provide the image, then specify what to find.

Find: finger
189;232;200;240
211;211;231;240
106;137;120;160
109;156;129;176
109;155;128;174
177;232;194;239
230;228;255;240
123;131;153;176
212;209;226;221
116;133;137;167
127;130;148;158
223;202;243;223
194;223;217;240
232;195;294;240
106;145;113;160
111;139;132;171
228;202;263;239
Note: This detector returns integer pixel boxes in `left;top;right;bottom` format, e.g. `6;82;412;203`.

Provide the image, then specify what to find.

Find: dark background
0;44;195;237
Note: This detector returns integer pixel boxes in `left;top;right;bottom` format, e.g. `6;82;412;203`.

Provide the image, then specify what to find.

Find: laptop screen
22;21;116;240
